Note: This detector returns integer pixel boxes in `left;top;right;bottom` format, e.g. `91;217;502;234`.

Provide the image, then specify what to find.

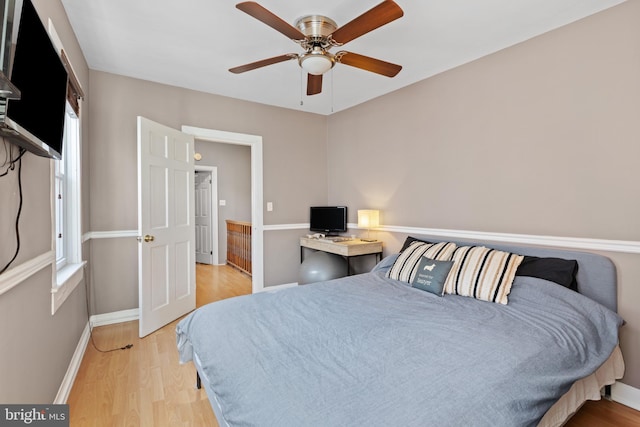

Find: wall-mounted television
0;0;68;159
309;206;348;236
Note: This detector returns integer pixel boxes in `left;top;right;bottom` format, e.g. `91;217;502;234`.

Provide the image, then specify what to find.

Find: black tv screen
4;0;68;159
310;206;347;235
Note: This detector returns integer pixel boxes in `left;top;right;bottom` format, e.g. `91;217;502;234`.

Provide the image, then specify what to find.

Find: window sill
52;261;86;315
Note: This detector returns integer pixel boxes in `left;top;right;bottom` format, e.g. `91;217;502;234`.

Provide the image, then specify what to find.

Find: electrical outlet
267;202;273;211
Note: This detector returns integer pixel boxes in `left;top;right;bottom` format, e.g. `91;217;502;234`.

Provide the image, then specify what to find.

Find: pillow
516;256;579;291
410;257;454;296
371;254;399;273
444;246;524;305
386;241;457;283
399;236;432;252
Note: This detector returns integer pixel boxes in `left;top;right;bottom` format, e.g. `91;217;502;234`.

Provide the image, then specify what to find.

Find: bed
176;237;625;427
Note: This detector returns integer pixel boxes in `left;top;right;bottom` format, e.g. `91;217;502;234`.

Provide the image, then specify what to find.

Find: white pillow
444;246;524;304
386;241;457;283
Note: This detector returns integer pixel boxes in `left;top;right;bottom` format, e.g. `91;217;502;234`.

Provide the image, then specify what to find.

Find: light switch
267;202;273;212
219;200;226;206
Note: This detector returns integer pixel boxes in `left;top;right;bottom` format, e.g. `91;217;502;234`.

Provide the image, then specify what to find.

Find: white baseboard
90;308;139;328
55;322;90;404
612;381;640;411
56;309;139;403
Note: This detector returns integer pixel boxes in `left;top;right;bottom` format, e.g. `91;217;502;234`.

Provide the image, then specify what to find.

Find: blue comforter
176;271;623;427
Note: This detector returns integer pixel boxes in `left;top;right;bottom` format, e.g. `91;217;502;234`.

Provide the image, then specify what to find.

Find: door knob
143;234;155;242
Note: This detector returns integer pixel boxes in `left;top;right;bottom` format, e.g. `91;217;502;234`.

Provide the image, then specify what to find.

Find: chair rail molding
381;225;640;254
82;230;138;242
264;223;640;254
0;251;54;296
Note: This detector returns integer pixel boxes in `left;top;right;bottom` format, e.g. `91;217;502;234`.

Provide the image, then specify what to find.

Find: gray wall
2;0;638;406
87;70;328;314
195;141;251;264
0;0;89;403
328;0;640;389
84;0;640;390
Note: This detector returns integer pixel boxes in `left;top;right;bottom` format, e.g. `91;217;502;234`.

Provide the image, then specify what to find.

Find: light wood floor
67;263;251;426
67;264;640;426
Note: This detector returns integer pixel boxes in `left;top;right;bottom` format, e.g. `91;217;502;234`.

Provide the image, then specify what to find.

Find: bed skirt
538;344;625;427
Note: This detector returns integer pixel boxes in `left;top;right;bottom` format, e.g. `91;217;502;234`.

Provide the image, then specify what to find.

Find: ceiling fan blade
307;74;323;95
236;2;306;41
336;51;402;77
229;54;297;74
330;1;403;45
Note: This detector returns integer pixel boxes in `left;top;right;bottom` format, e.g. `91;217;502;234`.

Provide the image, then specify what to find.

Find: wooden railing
226;220;252;276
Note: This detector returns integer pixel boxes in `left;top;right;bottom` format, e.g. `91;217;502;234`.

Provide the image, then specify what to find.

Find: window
51;48;85;314
54;135;66;268
55;103;80;270
52;101;83;314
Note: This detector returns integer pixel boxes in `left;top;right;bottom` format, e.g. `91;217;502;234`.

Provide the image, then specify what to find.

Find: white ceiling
60;0;625;115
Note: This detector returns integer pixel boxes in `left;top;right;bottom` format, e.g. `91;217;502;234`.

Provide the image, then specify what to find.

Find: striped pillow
444;246;524;304
386;241;457;283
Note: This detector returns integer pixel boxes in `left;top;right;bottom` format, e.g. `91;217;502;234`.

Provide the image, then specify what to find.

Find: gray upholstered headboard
393;236;618;313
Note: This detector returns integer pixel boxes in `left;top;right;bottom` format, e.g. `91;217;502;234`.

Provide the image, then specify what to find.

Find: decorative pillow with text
410;257;454;296
386;241;457;283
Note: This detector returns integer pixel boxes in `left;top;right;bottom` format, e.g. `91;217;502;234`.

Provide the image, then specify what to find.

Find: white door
137;116;195;337
195;171;214;264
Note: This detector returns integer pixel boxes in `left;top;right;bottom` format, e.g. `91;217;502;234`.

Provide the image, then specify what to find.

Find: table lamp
357;210;380;242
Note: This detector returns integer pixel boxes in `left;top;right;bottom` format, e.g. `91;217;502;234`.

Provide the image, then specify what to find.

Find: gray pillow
410;256;454;296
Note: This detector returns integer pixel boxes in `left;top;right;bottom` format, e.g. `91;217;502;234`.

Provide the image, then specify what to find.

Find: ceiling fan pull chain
300;68;304;106
331;68;334;113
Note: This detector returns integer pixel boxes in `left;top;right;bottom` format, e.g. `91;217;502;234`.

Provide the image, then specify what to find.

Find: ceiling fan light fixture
230;2;404;94
299;50;334;75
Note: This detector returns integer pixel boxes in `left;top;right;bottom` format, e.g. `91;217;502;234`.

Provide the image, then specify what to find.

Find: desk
300;237;383;275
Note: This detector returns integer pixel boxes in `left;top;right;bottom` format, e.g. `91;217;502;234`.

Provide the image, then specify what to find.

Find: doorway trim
182;125;264;293
195;166;219;265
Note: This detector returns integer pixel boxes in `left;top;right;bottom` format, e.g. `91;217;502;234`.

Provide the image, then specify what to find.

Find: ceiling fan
229;1;404;96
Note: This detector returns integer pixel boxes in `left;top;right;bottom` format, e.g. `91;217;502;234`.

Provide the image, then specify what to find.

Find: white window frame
54;143;66;268
51;101;84;315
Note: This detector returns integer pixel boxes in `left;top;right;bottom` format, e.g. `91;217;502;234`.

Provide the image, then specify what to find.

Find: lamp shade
358;210;380;229
300;54;333;75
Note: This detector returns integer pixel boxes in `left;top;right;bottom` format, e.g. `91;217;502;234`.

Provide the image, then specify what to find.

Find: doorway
182;125;264;293
138;118;263;337
194;167;219;265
